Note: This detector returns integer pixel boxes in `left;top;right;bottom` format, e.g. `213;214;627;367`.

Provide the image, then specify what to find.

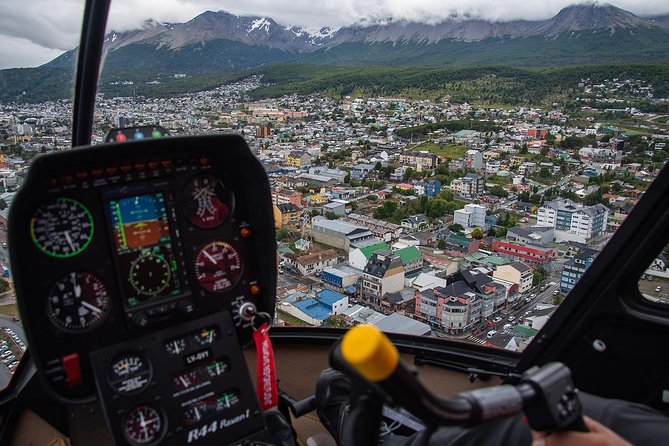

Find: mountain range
45;3;669;73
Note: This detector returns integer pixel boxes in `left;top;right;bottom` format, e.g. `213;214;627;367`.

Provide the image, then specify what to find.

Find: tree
276;228;290;242
539;167;551;178
449;223;464;234
471;227;484;239
552;294;563;305
366;194;378;202
374;162;383;170
325;211;338;220
324;314;349;328
403;167;415;182
344;174;350;184
437;239;446;250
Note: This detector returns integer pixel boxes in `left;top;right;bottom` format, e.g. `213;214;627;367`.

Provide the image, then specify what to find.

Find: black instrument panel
8;135;277;403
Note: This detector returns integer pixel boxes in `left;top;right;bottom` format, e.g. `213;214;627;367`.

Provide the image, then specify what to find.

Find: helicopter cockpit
9;133;279;444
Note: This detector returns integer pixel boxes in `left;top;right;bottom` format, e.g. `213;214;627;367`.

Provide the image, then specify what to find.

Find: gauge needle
179;375;189;388
81;301;102;314
64;231;76;251
203;251;217;264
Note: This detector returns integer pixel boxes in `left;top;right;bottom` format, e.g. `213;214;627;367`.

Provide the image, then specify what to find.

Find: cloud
0;34;65;69
1;0;669;68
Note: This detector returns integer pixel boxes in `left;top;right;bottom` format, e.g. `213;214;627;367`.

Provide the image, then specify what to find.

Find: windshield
1;0;668;393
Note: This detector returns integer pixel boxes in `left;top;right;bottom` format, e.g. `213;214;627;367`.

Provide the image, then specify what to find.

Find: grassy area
276;309;310;327
486;175;510;186
412;141;468;159
0;304;19;318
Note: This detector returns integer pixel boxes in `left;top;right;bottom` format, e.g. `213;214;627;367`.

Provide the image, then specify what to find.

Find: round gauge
107;353;152;395
183;175;232;228
46;272;110;331
129;251;171;296
164;338;187;355
123;405;165;445
193;241;243;293
30;197;94;258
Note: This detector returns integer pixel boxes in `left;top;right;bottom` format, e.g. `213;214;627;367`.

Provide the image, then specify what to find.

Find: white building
454;204;487;230
536;199;609;244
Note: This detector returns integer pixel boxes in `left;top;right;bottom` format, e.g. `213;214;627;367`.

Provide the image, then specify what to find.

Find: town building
443;234;479;257
491;239;557;265
344;213;402;241
506;226;555;245
294;249;339;276
398;151;439;172
451;173;485;198
493;262;534;294
537;199;609;243
350;163;375;181
465;150;483;169
426;180;442;198
360;251;405;306
454;204;486;230
560;249;598;292
277;203;302;226
311;217;373;250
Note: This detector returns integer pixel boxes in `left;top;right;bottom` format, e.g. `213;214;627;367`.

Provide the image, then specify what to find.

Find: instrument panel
9;135;276;444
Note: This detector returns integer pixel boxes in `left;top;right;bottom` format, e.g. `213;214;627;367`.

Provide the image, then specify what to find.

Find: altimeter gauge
46;271;110;331
193;241;243;293
30;198;94;258
183;175;232;228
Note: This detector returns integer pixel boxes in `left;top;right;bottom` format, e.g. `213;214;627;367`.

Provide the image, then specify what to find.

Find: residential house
360;251;405;306
349;242;391;270
493;262;534;294
277;203;303;226
399;151;439;172
401;214;429;231
295;249;339;276
350;163;375;181
394;246;423;276
443;234;479;257
286;151;312;168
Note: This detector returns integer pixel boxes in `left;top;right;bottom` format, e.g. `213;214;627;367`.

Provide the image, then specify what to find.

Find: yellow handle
341;325;399;382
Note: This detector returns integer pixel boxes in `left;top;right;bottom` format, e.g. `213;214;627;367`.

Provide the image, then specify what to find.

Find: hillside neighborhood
0;73;668;351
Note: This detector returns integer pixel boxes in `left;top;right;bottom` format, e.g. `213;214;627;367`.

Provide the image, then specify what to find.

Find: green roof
447;234;473;246
278;246;295;254
360;242;390;259
485;255;510;266
395;246;422;264
464;252;486;261
512;325;538;336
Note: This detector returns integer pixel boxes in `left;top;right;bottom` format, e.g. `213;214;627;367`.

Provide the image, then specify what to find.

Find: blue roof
294;299;332;321
316;289;347;306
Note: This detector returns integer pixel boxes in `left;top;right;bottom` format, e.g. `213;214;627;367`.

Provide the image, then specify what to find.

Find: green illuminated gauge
129;251;171;296
30;198;94;258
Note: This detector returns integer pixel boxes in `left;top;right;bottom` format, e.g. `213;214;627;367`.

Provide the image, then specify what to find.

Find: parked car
486;330;498;339
508;315;516;322
493;316;502;323
656;286;662;292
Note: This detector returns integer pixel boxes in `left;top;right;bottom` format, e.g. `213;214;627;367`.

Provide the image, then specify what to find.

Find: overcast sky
1;0;668;69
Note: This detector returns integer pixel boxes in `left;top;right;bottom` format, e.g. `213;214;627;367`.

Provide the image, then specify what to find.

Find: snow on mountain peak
249;18;271;33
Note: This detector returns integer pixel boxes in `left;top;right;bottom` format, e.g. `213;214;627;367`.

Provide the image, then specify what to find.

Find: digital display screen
108;192;183;308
